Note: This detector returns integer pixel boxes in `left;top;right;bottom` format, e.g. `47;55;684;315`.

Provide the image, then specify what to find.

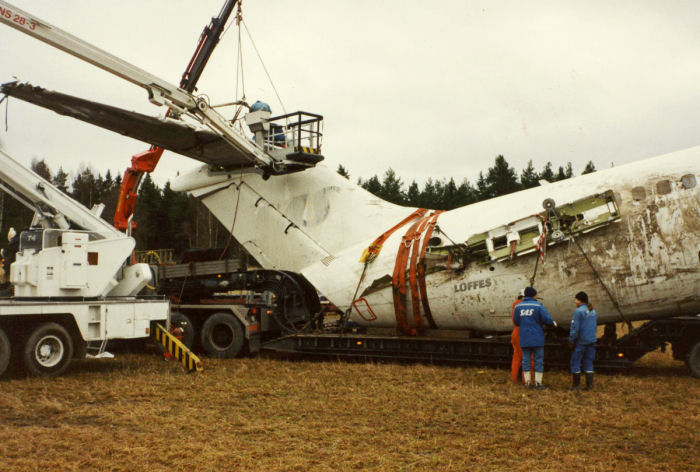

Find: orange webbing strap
360;208;428;263
392;217;426;335
407;215;434;333
417;211;443;329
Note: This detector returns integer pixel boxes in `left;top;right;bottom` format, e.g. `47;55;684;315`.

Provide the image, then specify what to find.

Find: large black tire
200;312;245;358
687;340;700;379
170;311;195;349
23;322;73;377
0;327;10;378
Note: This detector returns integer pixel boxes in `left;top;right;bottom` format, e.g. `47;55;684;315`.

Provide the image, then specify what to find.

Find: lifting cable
241;20;288;117
529;214;548;286
234;2;246;108
568;230;633;331
218;2;286;128
343;209;428;330
1;94;8;131
219;169;245;260
529;204;631;330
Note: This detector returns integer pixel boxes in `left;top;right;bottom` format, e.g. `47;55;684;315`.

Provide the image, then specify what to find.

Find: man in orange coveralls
511;289;533;383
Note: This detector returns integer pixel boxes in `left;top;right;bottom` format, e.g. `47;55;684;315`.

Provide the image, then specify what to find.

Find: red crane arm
113;0;238;232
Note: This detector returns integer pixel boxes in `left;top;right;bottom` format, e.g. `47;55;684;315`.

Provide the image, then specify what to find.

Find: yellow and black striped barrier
294;146;321;155
155;323;203;373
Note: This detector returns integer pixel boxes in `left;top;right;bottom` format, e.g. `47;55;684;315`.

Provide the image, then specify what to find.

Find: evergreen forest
0;156;596;256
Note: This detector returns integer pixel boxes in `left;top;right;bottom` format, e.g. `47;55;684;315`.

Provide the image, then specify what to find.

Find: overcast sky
1;0;699;187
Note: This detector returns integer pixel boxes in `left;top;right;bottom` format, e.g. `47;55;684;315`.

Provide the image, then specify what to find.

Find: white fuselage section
175;147;700;332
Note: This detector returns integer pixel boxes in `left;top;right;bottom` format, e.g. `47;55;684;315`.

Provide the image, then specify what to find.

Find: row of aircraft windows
630;174;697;202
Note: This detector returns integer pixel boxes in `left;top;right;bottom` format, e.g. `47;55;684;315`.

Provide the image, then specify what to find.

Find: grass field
0;349;697;472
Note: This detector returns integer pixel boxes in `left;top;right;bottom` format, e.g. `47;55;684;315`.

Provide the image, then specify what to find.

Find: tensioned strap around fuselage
357;208;443;335
392;210;443;335
416;211;443;329
359;208;428;263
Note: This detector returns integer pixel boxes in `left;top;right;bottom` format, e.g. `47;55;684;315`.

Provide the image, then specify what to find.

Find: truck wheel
170;311;195;349
0;327;10;378
200;312;245;358
687;340;700;379
23;322;74;377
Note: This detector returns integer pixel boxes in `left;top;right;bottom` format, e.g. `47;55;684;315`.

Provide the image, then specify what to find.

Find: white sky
0;0;699;187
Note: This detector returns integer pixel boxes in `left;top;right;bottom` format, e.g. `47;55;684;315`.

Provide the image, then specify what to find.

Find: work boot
534;372;547;390
569;373;581;391
584;373;594;391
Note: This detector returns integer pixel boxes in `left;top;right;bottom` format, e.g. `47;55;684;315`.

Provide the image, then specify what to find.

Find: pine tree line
1;156;596;253
344;156;596;210
0;159;233;255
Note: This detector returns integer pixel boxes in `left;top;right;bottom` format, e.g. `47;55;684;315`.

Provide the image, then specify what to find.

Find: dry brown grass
0;349;697;472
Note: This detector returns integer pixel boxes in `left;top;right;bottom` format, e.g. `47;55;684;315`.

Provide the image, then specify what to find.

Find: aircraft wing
1;81;253;169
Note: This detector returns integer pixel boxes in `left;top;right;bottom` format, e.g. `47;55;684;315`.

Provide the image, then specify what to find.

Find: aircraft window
631;186;646;201
656;180;672;195
428;237;442;247
492;235;508;250
681;174;697;189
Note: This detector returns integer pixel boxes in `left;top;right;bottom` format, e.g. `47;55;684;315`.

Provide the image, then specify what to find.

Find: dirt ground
0;349;697;472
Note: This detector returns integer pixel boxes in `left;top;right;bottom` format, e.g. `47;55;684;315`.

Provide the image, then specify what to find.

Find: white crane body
0;148;169;377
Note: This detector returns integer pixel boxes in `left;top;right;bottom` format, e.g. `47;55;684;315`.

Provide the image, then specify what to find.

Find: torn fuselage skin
355;170;700;332
177;147;700;335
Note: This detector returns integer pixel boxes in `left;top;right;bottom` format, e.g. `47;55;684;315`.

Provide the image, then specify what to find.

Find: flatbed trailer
153;253;700;378
261;316;700;377
154;254;318;359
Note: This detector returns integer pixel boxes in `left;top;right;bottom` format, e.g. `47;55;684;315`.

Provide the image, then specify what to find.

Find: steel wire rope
339;262;371;332
529;214;548;286
1;94;8;131
241;19;288;119
566;228;633;331
233;1;246;109
218;169;245;260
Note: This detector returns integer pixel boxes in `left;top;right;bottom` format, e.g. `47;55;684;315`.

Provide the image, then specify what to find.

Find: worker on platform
569;291;597;391
513;286;556;390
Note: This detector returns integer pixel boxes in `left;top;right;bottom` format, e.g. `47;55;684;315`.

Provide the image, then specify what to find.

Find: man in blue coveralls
569;291;598;391
513;286;556;390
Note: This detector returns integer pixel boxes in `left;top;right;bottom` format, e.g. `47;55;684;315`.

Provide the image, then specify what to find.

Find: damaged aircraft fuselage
2;0;698;335
173;146;700;333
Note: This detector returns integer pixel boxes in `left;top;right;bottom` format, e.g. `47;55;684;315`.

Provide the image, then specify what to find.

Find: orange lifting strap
392;210;443;335
392;217;426;335
416;211;443;329
359;208;428;263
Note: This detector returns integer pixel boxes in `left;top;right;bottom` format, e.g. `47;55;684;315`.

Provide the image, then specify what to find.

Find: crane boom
0;1;280;174
0;149;121;237
180;0;238;94
0;2;194;109
114;0;238;232
1;1;325;234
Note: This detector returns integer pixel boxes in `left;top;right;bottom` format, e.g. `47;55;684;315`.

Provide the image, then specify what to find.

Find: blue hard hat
251;100;271;112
